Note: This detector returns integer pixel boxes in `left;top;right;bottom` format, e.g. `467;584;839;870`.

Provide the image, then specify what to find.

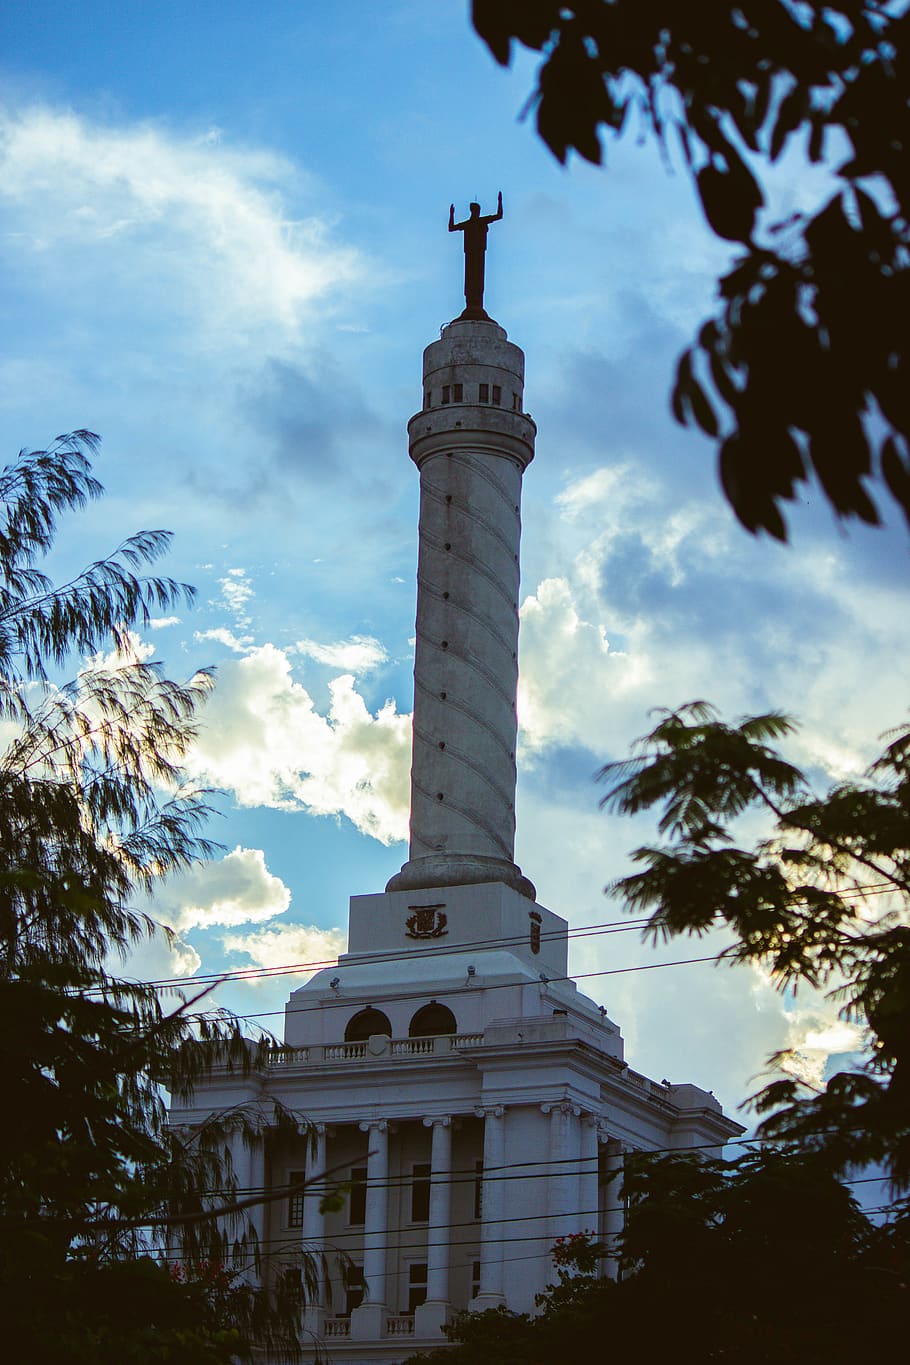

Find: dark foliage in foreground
473;2;910;540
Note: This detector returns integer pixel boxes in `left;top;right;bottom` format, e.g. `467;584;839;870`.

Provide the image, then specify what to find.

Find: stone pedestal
350;1302;387;1340
415;1300;450;1336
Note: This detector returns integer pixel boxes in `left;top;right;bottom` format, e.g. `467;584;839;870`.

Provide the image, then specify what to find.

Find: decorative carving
406;903;448;939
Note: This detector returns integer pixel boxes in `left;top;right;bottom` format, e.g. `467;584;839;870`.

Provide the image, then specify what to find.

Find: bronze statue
448;193;503;320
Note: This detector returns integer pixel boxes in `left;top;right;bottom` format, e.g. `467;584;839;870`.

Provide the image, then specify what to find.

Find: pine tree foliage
600;701;910;1186
0;435;316;1363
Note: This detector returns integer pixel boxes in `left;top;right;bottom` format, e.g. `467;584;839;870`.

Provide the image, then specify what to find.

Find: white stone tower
387;316;536;899
170;203;744;1363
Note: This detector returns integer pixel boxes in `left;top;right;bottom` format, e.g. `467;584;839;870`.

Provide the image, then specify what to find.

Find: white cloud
195;626;255;653
148;616;182;629
188;643;410;844
112;928;202;989
219;568;254;621
221;922;346;979
518;576;652;756
0;106;364;345
295;634;388;674
153;845;291;932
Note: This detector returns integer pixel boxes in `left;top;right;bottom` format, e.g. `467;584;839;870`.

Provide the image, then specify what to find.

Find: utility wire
186;952;729;1027
93;880;899;996
107;916;655;993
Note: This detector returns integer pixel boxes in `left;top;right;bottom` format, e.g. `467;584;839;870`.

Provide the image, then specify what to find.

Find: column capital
359;1118;391;1134
541;1100;580;1118
423;1114;452;1129
474;1104;505;1119
300;1119;326;1138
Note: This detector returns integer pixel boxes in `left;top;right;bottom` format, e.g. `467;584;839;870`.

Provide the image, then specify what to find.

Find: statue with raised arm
448;192;503;320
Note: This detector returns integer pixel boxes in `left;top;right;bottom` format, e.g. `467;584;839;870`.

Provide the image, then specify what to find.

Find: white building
171;223;742;1362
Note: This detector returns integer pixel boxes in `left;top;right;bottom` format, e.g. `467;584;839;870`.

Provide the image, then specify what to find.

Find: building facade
171;226;742;1362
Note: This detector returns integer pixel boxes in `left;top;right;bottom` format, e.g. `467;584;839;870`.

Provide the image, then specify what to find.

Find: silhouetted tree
472;2;910;540
600;702;910;1188
406;1151;908;1364
0;435;315;1362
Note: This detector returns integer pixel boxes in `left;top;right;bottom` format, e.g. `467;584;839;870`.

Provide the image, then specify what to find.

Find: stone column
543;1102;581;1244
301;1123;326;1335
416;1116;453;1335
470;1105;506;1308
232;1121;266;1284
601;1139;625;1281
351;1120;389;1340
579;1114;600;1238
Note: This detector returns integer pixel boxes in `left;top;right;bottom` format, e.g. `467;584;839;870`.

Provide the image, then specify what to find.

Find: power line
109;915;656;993
185;952;728;1028
93;879;900;997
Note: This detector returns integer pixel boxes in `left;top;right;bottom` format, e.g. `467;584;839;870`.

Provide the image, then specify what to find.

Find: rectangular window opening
491;384;502;406
348;1165;367;1226
288;1168;306;1228
344;1264;365;1316
407;1262;428;1315
453;382;463;401
411;1161;431;1223
471;1260;481;1299
478;383;489;403
512;391;520;410
442;385;451;404
473;1159;483;1219
424;390;432;410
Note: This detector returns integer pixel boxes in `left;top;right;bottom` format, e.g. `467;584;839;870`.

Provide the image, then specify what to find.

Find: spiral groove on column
387;318;536;899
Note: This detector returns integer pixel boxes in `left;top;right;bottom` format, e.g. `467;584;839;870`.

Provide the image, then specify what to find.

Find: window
348;1166;367;1226
478;383;489;402
529;910;542;955
472;1260;481;1299
409;1002;457;1037
407;1262;428;1314
473;1160;483;1219
288;1168;306;1228
442;385;451;404
491;384;502;405
343;1264;365;1316
453;382;463;401
512;391;520;410
344;1007;392;1041
424;390;431;410
411;1162;431;1222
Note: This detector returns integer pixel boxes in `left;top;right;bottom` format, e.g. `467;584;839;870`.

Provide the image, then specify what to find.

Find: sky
2;1;908;1132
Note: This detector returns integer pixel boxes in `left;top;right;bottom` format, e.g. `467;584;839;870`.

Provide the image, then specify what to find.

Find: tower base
386;852;535;900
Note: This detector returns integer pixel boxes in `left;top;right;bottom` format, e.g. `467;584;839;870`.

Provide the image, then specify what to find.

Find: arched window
409;1002;457;1037
344;1007;392;1042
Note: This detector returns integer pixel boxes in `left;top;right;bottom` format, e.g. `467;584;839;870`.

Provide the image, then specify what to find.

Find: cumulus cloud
153;845;291;933
295;634;388;674
148;616;182;630
112;929;202;990
188;643;410;844
518;462;910;782
221;922;346;979
518;577;652;757
0;106;363;344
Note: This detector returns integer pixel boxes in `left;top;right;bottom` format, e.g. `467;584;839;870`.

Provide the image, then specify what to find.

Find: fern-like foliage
0;436;315;1363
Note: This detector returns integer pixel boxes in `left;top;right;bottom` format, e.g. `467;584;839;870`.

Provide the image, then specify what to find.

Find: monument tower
388;192;535;900
171;200;742;1363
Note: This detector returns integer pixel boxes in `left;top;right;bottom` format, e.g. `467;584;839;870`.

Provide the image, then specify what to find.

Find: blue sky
2;0;907;1122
